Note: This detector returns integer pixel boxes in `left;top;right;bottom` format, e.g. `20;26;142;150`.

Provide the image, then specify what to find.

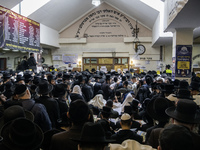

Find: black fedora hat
63;73;70;80
0;118;43;150
166;99;200;124
72;122;114;143
94;74;101;79
173;89;194;100
14;84;27;95
101;106;112;115
15;75;25;83
190;81;199;91
123;106;135;115
178;80;189;89
36;80;53;95
128;99;140;110
172;79;180;88
53;83;68;97
91;68;96;72
0;105;34;129
47;74;56;82
69;100;90;123
106;74;111;80
162;84;175;94
147;97;174;121
2;72;11;79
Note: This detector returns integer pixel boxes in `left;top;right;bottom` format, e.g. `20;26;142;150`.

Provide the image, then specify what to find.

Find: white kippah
121;113;131;121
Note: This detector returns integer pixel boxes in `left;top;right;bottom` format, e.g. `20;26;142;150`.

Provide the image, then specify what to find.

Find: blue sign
175;45;192;78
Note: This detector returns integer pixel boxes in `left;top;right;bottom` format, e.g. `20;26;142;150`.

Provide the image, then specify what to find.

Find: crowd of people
0;67;200;150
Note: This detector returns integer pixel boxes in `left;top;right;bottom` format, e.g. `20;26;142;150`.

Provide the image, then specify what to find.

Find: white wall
152;4;172;46
51;42;162;71
40;24;60;48
0;50;28;70
192;44;200;67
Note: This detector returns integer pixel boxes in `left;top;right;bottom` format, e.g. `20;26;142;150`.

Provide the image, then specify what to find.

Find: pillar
172;28;194;80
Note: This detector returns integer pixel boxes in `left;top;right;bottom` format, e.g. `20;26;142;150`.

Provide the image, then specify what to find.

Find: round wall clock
135;44;146;55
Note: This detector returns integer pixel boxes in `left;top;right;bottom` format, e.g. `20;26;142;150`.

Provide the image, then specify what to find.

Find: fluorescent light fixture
12;49;19;52
21;51;27;53
3;48;10;51
140;0;163;11
12;0;51;17
92;0;101;6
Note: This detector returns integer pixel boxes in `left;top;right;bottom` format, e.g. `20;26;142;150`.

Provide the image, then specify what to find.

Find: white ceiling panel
0;0;22;9
29;0;95;31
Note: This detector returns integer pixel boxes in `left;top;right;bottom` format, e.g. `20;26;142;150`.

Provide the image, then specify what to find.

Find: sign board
53;55;61;60
0;5;40;53
62;54;78;64
133;54;160;61
193;64;199;68
175;45;192;78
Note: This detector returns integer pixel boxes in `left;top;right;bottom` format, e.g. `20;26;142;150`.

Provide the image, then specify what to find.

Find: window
84;58;90;64
91;58;97;64
122;58;128;64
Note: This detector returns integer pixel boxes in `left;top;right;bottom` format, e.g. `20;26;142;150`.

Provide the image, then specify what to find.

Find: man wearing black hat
27;53;37;72
8;84;52;132
19;56;29;71
106;100;119;119
165;99;200;149
56;72;63;84
102;74;113;100
148;99;200;149
0;118;43;150
74;122;114;150
158;124;194;150
35;80;60;129
53;83;69;117
62;73;71;84
93;74;102;96
50;100;93;150
15;74;25;85
2;72;13;99
97;106;115;139
146;97;174;144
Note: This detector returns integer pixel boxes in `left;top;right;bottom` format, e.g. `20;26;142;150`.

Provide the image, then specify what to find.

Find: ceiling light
12;49;19;52
92;0;101;6
21;51;27;53
3;48;10;51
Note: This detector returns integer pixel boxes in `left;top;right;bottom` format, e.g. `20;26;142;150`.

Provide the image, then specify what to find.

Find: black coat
93;82;102;96
20;60;29;70
36;96;60;129
111;129;143;144
81;84;93;102
147;127;200;150
97;119;115;139
27;56;37;67
102;83;113;100
50;125;83;150
55;97;68;116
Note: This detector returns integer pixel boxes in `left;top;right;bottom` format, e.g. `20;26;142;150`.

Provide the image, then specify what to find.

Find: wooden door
0;58;6;71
